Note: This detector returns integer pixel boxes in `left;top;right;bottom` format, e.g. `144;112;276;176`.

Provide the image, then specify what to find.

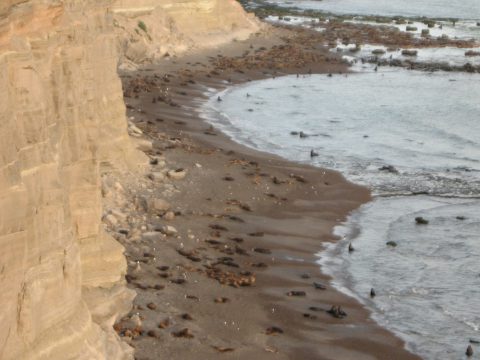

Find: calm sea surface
266;0;480;19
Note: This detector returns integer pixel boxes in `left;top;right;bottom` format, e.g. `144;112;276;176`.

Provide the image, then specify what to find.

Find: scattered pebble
181;313;194;320
172;328;194;338
327;305;347;319
313;282;326;290
266;326;284;335
147;330;158;338
253;247;271;254
170;278;186;285
286;291;306;297
212;346;235;353
214;297;230;303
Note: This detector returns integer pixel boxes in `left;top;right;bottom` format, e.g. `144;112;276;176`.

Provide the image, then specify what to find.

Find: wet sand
113;26;422;359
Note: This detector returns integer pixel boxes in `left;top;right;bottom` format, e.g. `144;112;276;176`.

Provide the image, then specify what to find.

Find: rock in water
379;165;399;174
415;216;429;225
401;49;418;56
466;345;473;357
370;288;376;298
348;243;355;252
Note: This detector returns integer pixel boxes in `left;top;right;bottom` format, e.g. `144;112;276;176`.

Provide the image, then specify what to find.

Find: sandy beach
105;25;428;359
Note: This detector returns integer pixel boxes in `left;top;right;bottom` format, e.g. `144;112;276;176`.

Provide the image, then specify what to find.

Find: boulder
163;211;176;221
149;172;166;181
135;139;153;152
167;169;187;180
152;198;171;212
160;225;178;236
142;232;162;241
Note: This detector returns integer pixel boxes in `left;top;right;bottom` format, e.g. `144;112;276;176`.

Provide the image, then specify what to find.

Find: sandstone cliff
0;1;143;359
111;0;262;67
0;0;258;359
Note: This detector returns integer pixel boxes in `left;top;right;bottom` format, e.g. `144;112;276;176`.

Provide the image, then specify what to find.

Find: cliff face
0;1;143;359
0;0;258;359
111;0;261;67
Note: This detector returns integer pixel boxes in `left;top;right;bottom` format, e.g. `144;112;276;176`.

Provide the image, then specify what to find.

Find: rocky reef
0;0;258;359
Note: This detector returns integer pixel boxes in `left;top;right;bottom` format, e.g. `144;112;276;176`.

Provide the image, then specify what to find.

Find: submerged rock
379;165;399;174
386;241;398;247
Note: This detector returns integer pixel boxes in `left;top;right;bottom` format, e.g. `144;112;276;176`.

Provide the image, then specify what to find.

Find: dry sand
113;26;422;359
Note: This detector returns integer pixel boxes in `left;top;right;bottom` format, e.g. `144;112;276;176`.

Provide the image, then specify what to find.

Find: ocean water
201;69;480;359
266;0;480;20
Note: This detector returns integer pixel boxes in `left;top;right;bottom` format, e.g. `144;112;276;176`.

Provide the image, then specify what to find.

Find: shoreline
113;26;422;359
